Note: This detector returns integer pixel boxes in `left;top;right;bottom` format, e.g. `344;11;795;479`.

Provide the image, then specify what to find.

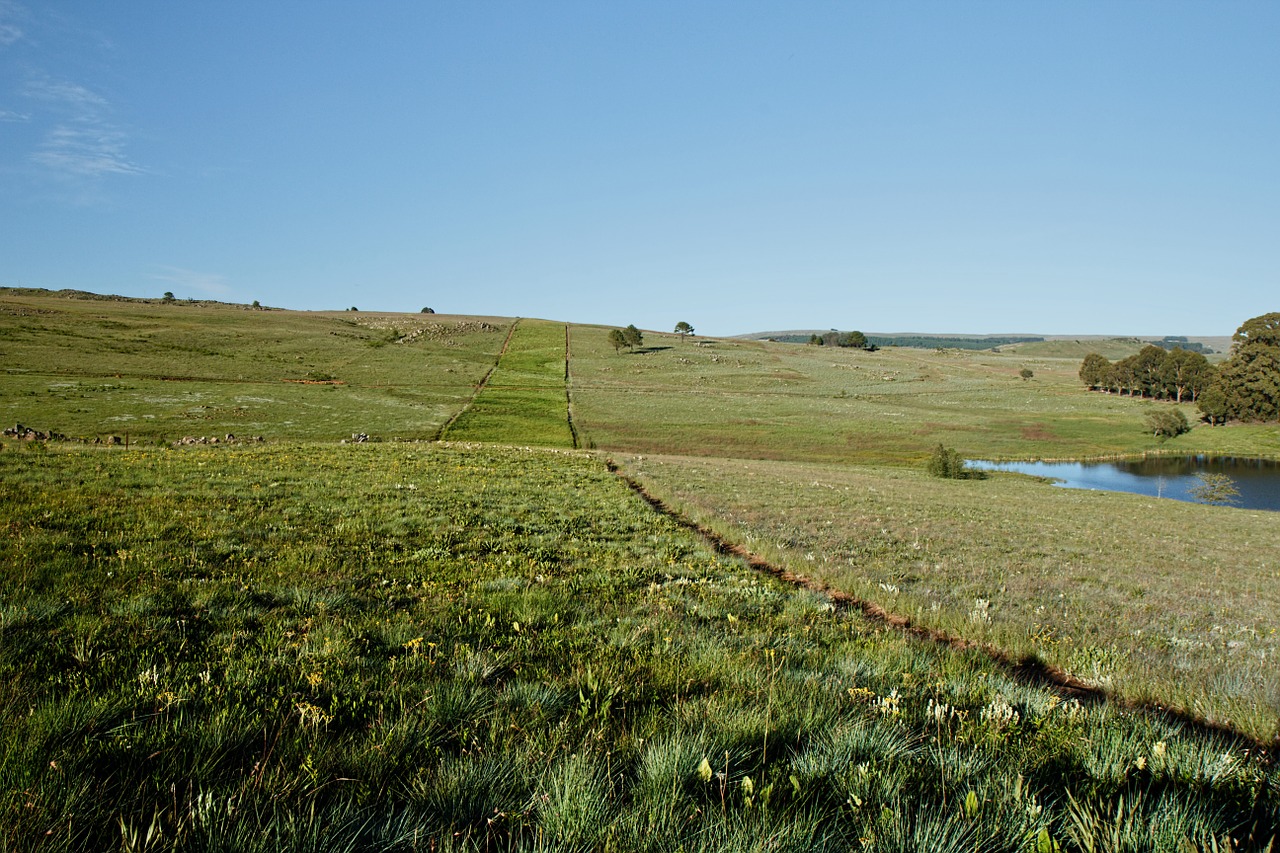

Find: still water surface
966;456;1280;511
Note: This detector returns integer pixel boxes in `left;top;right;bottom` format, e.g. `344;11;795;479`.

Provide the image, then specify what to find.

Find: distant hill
742;329;1229;355
746;330;1045;350
0;286;269;310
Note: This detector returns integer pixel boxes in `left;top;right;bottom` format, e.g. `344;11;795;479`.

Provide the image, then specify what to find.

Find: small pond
965;455;1280;511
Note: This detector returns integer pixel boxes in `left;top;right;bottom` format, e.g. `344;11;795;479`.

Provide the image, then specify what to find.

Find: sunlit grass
0;293;510;441
444;319;573;447
616;451;1280;741
0;443;1275;849
3;293;1279;850
568;326;1280;464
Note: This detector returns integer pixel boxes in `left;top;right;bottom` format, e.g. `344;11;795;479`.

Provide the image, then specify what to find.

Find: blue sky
2;1;1276;337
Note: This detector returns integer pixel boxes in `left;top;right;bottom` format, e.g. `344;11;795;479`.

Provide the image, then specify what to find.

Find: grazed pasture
1;444;1274;850
614;452;1280;742
2;291;1278;849
569;327;1280;464
0;294;510;441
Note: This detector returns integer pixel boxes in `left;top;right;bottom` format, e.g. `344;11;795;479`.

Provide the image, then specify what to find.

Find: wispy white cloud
20;74;144;179
22;78;109;110
0;109;28;121
32;123;142;176
149;266;232;297
0;0;24;47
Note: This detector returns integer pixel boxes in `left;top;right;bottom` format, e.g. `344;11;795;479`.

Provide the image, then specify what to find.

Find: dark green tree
1206;312;1280;422
1079;353;1111;390
838;331;867;348
1160;347;1210;403
1133;345;1169;398
1110;355;1140;396
674;321;694;339
607;329;627;353
623;324;644;351
809;334;824;346
1019;367;1034;381
1197;382;1230;425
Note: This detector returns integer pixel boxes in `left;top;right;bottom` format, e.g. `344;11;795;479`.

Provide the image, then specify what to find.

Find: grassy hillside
0;291;510;441
996;338;1152;360
568;326;1279;465
443;319;575;448
2;290;1278;849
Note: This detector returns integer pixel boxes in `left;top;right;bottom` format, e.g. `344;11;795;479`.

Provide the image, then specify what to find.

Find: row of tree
1078;312;1280;424
1078;347;1213;403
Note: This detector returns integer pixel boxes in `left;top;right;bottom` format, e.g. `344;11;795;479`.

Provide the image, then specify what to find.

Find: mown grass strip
432;319;519;440
443;319;574;448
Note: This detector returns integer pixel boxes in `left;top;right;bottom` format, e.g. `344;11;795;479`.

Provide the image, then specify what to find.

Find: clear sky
2;1;1276;337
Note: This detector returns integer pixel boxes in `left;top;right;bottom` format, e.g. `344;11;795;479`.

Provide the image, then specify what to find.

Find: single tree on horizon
674;321;694;340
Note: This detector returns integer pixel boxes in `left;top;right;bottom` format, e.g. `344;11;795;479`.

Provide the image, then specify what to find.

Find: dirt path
606;459;1276;755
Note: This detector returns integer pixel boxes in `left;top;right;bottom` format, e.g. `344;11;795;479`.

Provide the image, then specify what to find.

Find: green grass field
1;289;1277;850
568;327;1280;465
2;443;1274;850
0;293;511;441
613;452;1280;741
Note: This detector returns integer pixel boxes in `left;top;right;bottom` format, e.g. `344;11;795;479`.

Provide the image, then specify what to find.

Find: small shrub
927;444;973;479
1145;408;1189;438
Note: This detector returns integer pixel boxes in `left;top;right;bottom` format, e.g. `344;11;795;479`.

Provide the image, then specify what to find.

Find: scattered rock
174;434;264;447
3;423;67;442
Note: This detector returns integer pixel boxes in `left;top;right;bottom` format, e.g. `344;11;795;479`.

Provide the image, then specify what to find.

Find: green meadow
569;328;1280;464
615;453;1280;739
0;293;511;441
1;289;1277;851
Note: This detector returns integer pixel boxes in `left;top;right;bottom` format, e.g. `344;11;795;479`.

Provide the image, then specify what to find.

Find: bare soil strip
565;324;579;450
606;459;1278;756
434;319;519;441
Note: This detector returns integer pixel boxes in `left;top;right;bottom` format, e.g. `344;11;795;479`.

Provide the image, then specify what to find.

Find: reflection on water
965;456;1280;511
